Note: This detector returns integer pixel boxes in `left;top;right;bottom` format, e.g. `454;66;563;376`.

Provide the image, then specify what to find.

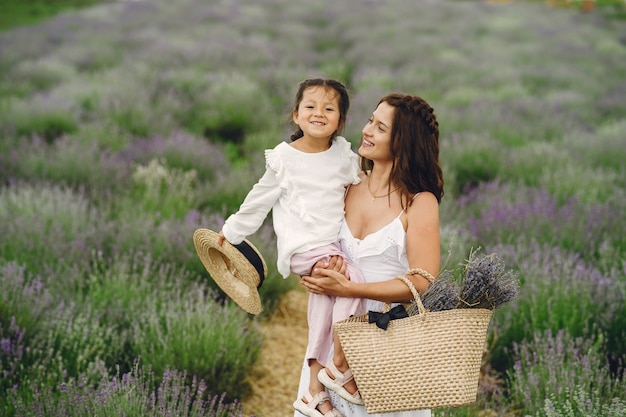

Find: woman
295;93;444;417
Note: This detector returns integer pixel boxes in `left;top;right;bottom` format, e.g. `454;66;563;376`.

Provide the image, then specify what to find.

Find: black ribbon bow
368;305;408;330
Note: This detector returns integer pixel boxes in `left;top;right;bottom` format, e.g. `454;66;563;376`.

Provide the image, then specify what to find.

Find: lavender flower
458;251;520;310
418;272;460;313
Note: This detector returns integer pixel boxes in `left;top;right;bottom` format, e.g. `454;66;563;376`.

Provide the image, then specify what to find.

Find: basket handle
406;267;437;284
395;275;427;315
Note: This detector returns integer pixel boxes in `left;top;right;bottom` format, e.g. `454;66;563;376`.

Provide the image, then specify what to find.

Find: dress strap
396;192;421;218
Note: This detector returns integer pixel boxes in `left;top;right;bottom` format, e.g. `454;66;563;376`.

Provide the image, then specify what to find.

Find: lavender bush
508;329;626;416
2;135;129;191
10;361;243;417
0;184;100;273
1;0;625;415
456;181;626;270
486;241;626;374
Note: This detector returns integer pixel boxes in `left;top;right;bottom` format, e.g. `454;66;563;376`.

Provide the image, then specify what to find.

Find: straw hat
193;228;267;314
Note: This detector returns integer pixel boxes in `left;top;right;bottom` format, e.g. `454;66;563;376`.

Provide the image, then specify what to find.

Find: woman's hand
311;255;349;278
301;268;351;297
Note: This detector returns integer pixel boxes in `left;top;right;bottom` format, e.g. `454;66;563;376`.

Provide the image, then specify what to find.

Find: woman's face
359;101;394;162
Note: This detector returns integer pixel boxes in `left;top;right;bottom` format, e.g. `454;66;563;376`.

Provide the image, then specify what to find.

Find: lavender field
1;0;625;416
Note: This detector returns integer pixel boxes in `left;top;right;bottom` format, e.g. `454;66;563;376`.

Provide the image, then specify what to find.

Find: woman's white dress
294;212;432;417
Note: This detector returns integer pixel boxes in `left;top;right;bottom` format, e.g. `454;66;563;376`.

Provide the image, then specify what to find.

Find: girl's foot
318;362;364;405
293;390;344;417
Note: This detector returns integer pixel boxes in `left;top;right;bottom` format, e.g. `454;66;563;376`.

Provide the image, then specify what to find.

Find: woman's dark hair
361;93;444;204
290;78;350;142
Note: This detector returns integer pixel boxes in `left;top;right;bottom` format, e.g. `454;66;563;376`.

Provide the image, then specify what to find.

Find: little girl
218;78;364;417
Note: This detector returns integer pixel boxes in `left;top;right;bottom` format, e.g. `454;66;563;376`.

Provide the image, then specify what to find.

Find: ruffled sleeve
336;136;361;185
264;146;283;178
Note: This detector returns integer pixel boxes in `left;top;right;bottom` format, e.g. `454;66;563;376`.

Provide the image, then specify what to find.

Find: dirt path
242;288;309;417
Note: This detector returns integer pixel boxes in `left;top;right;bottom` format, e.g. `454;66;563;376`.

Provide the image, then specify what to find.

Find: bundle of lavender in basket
414;251;520;313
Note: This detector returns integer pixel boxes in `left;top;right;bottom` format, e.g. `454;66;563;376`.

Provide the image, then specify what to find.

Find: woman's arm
404;191;440;291
301;191;440;303
301;270;424;304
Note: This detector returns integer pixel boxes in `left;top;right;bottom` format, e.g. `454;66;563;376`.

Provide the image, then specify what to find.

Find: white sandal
318;362;364;405
293;390;344;417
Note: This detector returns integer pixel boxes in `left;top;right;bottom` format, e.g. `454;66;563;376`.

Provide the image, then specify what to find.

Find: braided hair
361;93;444;204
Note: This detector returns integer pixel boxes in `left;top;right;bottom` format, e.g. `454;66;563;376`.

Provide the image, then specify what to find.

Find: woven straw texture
192;228;265;314
334;277;492;413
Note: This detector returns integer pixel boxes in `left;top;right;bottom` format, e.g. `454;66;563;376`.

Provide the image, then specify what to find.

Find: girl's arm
222;168;281;244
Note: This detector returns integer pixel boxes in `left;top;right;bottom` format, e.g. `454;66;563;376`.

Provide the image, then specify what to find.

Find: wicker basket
334;275;492;413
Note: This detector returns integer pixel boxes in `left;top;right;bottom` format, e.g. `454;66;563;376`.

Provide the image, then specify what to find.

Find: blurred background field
1;0;625;416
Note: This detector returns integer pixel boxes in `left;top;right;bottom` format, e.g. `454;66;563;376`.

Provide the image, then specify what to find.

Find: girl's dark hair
361;93;444;204
290;78;350;142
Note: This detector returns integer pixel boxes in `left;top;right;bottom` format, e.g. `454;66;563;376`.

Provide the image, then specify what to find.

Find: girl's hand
300;268;351;297
217;230;226;246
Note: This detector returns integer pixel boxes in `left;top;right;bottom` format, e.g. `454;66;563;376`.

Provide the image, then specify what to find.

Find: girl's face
293;87;342;142
359;101;394;162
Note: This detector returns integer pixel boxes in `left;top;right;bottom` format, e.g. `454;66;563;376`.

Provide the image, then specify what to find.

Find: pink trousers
291;242;366;365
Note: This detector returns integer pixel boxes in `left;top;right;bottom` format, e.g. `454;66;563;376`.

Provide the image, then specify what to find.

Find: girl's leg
306;360;333;414
321;260;366;400
316;328;363;405
299;293;336;413
330;330;358;394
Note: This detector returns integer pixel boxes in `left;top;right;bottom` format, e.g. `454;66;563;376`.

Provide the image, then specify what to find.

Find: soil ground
242;288;309;417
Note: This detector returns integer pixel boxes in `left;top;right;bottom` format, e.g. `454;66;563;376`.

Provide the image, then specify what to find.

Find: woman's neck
368;165;396;193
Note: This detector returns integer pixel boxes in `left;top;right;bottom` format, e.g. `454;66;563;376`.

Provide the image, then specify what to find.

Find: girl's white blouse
222;136;360;278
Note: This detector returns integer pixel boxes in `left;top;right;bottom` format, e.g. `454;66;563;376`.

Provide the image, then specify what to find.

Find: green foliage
539;161;620;204
540;387;626;417
487;241;626;374
14;107;77;144
95;68;179;138
507;329;626;416
179;73;275;144
0;184;98;273
446;141;502;195
569;119;626;174
8;136;129;192
0;262;50;330
195;160;265;215
80;253;263;401
2;0;626;414
0;0;106;30
28;305;123;382
129;158;198;220
9;361;244;417
0;262;52;401
128;283;262;402
3;58;77;96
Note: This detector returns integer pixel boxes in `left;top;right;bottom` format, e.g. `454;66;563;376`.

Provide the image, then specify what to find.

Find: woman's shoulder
411;190;438;203
408;191;438;209
405;191;439;222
